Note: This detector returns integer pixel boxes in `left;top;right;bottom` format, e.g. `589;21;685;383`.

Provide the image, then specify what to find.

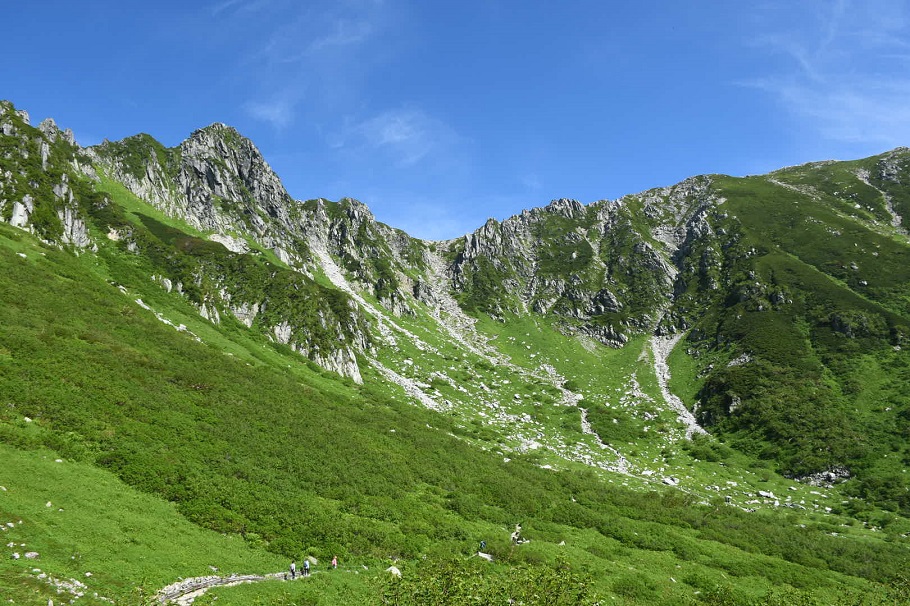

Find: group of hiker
286;532;508;581
289;555;337;580
287;528;517;580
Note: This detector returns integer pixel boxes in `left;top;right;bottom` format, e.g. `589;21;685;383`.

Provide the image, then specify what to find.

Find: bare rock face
9;196;33;228
209;233;249;253
38;118;58;141
92;126;301;260
176;124;295;235
0;101;94;250
91;124;434;327
442;179;719;344
796;467;851;487
88;126;391;382
58;204;91;248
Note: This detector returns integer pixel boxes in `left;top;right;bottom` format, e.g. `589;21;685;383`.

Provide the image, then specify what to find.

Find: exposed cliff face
0;101;94;249
90;123;723;348
90;125;436;319
444;178;720;345
294;197;434;317
90;125;308;265
0;104;373;382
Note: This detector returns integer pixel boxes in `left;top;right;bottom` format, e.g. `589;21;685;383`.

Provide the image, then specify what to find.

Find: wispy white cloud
210;0;272;17
751;76;910;146
247;1;384;68
217;0;390;130
332;108;462;167
211;0;244;16
747;0;910;148
307;19;374;53
244;97;298;129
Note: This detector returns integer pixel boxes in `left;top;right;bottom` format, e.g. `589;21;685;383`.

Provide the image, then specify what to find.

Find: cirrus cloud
746;0;910;149
331;107;463;167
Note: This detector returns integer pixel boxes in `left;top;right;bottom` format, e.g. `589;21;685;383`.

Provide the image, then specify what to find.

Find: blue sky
5;1;910;239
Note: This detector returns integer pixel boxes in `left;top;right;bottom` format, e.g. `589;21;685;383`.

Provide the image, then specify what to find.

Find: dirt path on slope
156;572;276;604
156;571;313;605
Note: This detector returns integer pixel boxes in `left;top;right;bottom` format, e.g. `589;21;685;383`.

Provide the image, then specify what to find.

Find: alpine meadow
1;99;909;605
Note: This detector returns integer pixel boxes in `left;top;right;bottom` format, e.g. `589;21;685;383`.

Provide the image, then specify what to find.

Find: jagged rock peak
0;104;75;146
189;122;244;143
192;121;234;134
91;132;167;157
338;197;376;222
177;121;292;212
460;217;503;258
180;122;289;194
0;100;30;125
37;117;75;145
184;122;261;158
38;117;57;134
545;198;585;218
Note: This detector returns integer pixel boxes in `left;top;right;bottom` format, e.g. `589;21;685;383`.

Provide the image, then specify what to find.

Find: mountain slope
2;100;909;604
81;107;910;491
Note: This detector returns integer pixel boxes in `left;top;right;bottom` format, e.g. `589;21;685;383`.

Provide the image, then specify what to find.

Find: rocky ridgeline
87;122;436;373
444;177;721;345
74;107;753;353
90;123;433;302
85;118;738;351
90;125;305;264
0;104;374;382
0;102;93;249
297;196;437;316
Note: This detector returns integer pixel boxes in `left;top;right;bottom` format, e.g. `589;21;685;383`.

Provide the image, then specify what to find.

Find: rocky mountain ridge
3;100;910;500
84;117;733;348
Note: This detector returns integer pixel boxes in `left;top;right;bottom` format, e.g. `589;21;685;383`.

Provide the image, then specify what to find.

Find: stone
10;196;33;228
209;233;249;253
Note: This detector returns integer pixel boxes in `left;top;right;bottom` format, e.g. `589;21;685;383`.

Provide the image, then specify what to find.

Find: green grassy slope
2;100;910;603
2;221;909;605
0;443;282;604
668;169;910;515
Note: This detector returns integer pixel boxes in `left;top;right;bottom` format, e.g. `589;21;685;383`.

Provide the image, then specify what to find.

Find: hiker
332;555;338;569
480;540;486;552
303;559;310;576
511;524;523;544
290;560;296;579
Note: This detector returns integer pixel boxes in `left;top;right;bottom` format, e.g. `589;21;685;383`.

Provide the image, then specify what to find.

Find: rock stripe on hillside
156;572;284;605
855;167;908;236
650;334;706;439
579;407;630;474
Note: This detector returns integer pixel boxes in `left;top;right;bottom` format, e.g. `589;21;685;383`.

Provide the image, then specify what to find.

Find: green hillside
1;100;909;604
1;206;908;605
678;173;910;504
0;443;282;604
